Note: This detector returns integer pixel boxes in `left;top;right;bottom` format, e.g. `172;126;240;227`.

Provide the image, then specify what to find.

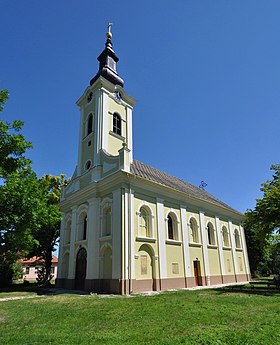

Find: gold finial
106;22;113;39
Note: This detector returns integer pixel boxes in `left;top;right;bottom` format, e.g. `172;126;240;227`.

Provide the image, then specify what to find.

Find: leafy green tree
0;90;36;286
0;89;32;178
0;170;44;286
0;89;68;287
244;164;280;276
31;174;68;285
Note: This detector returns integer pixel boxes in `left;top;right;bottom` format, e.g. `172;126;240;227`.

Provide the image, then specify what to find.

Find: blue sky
1;1;280;213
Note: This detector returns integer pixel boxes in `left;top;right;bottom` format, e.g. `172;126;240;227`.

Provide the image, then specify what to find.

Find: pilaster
156;198;167;279
129;189;135;281
228;220;238;277
239;224;251;277
126;106;133;164
86;198;100;279
68;207;77;279
94;89;109;166
77;108;84;176
123;189;129;280
180;205;191;277
112;189;122;279
199;211;210;284
215;216;225;277
57;214;65;279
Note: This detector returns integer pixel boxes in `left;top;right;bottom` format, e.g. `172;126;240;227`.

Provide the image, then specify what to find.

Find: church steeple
90;23;124;87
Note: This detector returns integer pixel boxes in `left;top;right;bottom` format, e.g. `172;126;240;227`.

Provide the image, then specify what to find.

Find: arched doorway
136;244;156;292
75;247;87;290
100;245;112;293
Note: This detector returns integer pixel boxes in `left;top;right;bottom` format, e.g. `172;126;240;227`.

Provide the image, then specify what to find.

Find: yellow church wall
236;251;245;273
186;211;201;243
165;244;184;278
189;246;205;276
219;219;231;246
106;97;127;156
204;215;216;228
223;249;234;274
133;194;157;240
135;247;154;281
108;97;127;118
108;133;124;156
163;205;181;237
207;247;221;275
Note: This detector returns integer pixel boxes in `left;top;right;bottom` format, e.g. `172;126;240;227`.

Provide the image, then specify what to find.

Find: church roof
130;160;240;214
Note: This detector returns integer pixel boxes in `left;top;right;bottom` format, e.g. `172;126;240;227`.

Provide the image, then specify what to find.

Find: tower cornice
76;76;136;108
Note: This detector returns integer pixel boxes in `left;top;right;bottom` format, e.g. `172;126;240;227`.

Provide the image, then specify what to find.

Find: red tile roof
20;256;58;265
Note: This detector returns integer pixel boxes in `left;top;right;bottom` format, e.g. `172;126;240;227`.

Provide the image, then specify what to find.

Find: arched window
77;211;87;241
167;213;178;240
139;207;152;237
222;226;229;247
85;160;91;170
87;114;93;135
207;222;215;245
102;207;112;237
113;113;121;136
189;218;199;243
234;229;241;249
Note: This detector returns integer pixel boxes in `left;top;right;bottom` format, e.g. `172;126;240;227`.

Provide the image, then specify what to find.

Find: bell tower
75;24;136;179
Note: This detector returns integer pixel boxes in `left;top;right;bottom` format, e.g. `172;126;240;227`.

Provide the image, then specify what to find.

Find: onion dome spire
90;23;124;87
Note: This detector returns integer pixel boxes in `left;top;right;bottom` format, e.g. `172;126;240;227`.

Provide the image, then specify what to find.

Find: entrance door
193;260;202;286
75;248;87;290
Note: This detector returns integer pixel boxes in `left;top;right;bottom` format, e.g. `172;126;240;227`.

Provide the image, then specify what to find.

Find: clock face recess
114;91;122;102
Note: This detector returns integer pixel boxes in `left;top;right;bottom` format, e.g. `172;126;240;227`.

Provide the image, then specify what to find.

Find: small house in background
20;256;58;281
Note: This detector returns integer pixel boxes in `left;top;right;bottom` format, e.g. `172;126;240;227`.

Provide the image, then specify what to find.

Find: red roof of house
20;255;58;265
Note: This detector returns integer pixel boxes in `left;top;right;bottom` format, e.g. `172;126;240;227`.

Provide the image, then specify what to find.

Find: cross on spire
106;22;113;40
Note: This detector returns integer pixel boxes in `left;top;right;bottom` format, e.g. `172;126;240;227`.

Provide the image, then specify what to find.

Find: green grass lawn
1;288;280;345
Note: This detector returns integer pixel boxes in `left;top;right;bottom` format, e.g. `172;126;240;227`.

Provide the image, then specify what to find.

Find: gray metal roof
130;160;240;214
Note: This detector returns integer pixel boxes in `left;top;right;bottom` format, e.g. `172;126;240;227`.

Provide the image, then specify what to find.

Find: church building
56;26;250;294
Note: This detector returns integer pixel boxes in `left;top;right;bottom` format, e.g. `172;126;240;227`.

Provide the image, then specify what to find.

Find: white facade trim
156;198;167;279
199;211;210;284
239;224;250;276
68;207;77;279
123;189;129;280
112;189;121;279
180;206;192;277
129;189;135;282
126;106;133;163
215;216;225;276
228;220;238;275
77;108;84;176
86;198;100;279
57;214;65;279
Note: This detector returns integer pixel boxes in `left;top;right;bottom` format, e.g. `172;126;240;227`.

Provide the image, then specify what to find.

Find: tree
0;170;43;286
0;89;32;178
244;164;280;276
0;90;36;286
0;89;68;286
31;174;68;285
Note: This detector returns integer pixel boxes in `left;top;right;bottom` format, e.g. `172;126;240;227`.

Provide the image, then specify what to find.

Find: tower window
113;113;121;136
85;160;91;170
87;114;93;135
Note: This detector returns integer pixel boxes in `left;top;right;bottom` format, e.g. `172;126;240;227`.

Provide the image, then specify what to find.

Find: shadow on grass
215;285;280;297
0;282;88;296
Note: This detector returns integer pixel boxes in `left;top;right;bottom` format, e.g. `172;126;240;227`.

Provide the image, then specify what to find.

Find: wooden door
75;248;87;290
193;260;202;286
